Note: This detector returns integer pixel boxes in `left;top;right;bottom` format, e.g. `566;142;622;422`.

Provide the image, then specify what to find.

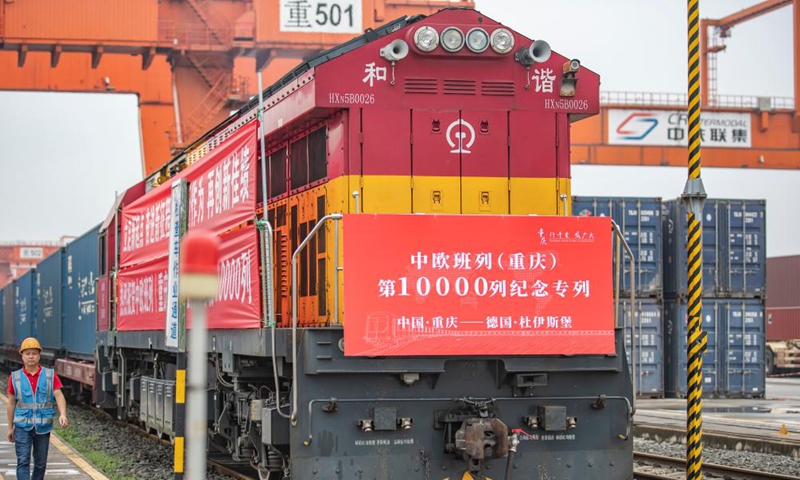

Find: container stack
662;199;766;398
573;196;664;398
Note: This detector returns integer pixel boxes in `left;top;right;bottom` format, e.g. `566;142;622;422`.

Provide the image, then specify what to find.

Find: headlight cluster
413;26;515;54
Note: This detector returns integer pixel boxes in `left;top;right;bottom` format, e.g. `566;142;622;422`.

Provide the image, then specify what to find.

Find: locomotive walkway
0;394;107;480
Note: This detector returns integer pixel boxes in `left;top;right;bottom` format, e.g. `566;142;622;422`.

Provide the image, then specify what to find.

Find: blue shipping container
618;298;664;398
2;285;14;345
662;199;766;297
573;196;662;295
0;286;4;344
64;226;100;357
36;249;64;350
664;298;765;398
14;270;37;345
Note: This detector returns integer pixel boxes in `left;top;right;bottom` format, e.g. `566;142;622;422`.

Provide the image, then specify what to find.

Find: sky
0;0;797;255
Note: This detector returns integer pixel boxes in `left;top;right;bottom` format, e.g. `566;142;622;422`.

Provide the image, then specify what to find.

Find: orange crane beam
0;0;474;177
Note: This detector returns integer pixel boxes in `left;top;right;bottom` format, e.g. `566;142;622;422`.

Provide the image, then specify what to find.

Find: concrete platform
0;394;107;480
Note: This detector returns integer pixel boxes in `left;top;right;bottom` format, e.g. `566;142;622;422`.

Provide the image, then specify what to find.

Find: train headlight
490;28;515;54
440;27;465;52
414;26;439;52
466;28;489;53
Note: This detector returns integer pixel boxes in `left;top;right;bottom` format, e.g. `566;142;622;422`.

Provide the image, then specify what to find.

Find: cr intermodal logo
616;112;658;140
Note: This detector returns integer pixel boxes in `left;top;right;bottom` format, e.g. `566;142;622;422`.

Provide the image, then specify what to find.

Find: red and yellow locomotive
90;8;633;479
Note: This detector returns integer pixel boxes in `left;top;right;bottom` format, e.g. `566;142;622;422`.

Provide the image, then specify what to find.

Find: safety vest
11;367;55;434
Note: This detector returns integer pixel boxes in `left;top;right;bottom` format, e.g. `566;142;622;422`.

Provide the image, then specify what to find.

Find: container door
724;201;766;296
669;300;719;397
37;253;63;350
725;300;765;397
619;299;664;398
459;110;508;214
701;202;722;295
618;198;662;295
412;110;460;213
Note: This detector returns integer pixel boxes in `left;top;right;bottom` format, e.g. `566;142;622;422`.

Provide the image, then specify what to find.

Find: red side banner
186;122;258;234
117;256;168;331
119;121;259;268
189;226;262;330
119;181;173;268
343;215;615;357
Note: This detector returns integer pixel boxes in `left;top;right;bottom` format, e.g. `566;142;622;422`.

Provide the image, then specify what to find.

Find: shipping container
14;270;37;345
573;196;662;295
2;285;14;345
665;298;765;398
36;249;64;350
64;226;100;358
766;307;800;341
663;199;766;297
766;255;799;312
617;298;664;398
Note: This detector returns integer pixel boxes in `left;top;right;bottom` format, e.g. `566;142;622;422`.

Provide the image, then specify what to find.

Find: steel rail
634;452;798;480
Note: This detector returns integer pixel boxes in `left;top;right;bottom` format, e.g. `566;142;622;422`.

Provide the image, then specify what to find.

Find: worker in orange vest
5;337;69;480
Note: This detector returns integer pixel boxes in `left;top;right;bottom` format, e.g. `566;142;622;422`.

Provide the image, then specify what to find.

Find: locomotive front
97;8;634;480
281;8;634;480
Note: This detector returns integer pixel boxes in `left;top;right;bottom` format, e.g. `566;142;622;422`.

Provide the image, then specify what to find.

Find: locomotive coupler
453;418;509;472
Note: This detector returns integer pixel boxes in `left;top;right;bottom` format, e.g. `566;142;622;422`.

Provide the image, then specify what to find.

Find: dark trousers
14;428;51;480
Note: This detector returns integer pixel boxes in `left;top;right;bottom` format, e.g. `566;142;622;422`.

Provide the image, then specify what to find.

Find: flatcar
2;8;634;480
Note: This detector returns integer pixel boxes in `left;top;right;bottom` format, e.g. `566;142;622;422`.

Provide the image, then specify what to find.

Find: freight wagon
3;9;637;479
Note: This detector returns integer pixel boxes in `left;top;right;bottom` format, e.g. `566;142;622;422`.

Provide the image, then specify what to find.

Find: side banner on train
119;122;259;268
117;227;261;332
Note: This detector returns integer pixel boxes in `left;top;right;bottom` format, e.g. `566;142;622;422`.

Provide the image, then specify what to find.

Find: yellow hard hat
19;337;42;354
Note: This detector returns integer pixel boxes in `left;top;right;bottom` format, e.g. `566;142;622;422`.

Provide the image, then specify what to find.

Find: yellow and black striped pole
174;353;186;480
684;0;708;478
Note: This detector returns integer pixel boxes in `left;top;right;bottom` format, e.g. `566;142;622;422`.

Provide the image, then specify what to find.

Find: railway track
634;452;799;479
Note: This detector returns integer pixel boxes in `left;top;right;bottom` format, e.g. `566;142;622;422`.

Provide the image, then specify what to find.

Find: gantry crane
0;0;473;176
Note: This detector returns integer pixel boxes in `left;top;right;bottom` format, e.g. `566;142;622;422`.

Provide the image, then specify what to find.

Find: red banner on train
118;227;261;332
342;214;615;357
120;121;259;268
120;182;173;268
191;226;262;330
186;122;258;234
117;256;169;331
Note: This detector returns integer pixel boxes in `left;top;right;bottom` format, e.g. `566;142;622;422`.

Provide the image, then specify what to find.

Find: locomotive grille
404;77;438;94
481;80;515;96
443;79;477;95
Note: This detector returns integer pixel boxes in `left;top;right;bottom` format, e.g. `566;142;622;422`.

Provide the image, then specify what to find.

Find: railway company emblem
446;119;476;154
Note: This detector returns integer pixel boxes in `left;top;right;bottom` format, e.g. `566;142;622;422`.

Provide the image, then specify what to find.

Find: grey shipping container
14;270;37;345
36;249;64;350
618;298;664;398
2;285;14;345
664;298;765;398
64;225;100;358
663;199;766;297
573;196;662;295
